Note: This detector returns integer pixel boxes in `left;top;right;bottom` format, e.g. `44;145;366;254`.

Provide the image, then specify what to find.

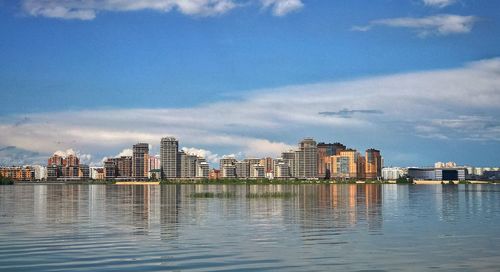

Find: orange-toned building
330;149;365;179
48;154;64;166
0;167;34;181
365;149;382;180
317;142;346;179
209;169;221;180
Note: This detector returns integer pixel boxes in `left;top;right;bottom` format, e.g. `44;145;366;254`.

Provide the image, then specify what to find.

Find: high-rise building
260;157;274;173
149;155;161;170
281;151;295;178
235;161;250;178
274;162;290;178
196;159;210;178
104;156;132;179
250;164;266;178
47;154;63;166
220;157;237;169
365;149;382;179
104;160;116;179
222;165;236;178
63;155;80;167
132;143;149;180
79;164;90;179
179;151;197;178
46;152;86;181
294;138;318;179
161;137;179;179
317;142;346;179
331;149;365;179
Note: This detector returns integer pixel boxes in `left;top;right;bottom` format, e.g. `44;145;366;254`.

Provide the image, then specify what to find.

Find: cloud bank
1;58;499;166
353;14;478;37
21;0;304;20
423;0;457;8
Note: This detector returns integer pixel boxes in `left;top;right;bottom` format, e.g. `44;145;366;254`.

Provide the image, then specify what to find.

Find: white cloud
0;58;499;166
423;0;456;8
261;0;304;16
115;148;133;157
22;0;238;19
21;0;303;20
181;147;220;163
53;148;93;164
353;14;478;37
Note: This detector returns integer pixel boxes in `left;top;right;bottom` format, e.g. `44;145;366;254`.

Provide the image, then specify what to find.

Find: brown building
0;167;34;181
47;153;87;181
365;149;382;180
104;156;133;179
133;143;149;180
330;149;365;179
63;155;80;167
209;169;221;180
317;142;346;179
260;157;274;174
47;154;64;166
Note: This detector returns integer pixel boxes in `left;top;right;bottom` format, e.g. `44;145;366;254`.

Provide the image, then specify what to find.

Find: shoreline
8;180;499;186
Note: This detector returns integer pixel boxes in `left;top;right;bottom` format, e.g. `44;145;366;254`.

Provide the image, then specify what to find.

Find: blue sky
1;0;500;167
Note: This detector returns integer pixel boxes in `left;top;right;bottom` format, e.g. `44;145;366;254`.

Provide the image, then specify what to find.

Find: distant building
0;166;34;181
220;157;237;169
260;157;274;174
330;149;365;179
46;152;87;181
365;149;382;179
408;167;466;181
149;155;161;171
90;167;105;180
31;165;46;180
179;151;197;178
196;161;210;178
274;162;290;178
382;167;405;180
317;142;346;179
435;161;457;168
79;164;90;179
149;169;162;180
235;161;250;178
132;143;149;180
295;138;318;179
104;156;132;179
281;151;295;178
222;164;236;178
250;164;265;178
209;169;221;180
160;137;179;179
47;154;63;166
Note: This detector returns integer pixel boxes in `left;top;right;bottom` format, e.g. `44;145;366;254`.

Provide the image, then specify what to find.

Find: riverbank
11;179;499;185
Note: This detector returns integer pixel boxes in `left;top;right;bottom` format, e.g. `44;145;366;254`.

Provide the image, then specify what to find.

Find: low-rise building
0;166;34;181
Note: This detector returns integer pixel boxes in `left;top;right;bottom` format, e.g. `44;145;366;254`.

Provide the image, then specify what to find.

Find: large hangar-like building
408;168;466;181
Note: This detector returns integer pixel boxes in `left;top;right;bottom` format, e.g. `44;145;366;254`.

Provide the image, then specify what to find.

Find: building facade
365;148;382;180
161;137;179;179
294;138;318;179
132;143;149;180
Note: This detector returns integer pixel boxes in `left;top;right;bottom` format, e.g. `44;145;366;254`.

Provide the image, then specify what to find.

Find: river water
1;184;500;271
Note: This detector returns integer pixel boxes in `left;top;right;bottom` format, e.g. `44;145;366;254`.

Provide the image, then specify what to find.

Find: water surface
1;184;500;271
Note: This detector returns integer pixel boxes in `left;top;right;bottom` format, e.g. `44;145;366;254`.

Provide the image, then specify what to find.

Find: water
1;184;500;271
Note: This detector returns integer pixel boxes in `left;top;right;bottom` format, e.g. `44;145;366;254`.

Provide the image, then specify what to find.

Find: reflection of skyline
294;184;383;232
4;184;500;247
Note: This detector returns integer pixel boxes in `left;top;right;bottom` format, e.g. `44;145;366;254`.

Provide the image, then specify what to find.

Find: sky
0;0;499;167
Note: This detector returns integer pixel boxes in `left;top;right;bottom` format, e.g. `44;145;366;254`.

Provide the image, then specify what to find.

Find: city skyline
1;1;500;167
